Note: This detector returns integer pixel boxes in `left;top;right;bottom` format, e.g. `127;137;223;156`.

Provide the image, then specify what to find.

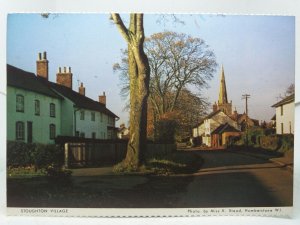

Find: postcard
5;12;295;218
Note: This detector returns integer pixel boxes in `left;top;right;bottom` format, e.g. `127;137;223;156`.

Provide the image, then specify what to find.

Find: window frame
280;105;283;116
34;100;40;115
16;94;24;112
91;112;95;121
49;124;56;140
50;103;56;118
16;121;25;140
80;110;85;120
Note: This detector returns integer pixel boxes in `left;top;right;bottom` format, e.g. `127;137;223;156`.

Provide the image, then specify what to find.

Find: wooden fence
64;141;176;168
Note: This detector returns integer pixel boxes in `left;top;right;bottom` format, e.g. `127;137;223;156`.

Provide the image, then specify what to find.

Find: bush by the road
7;141;64;169
231;127;293;153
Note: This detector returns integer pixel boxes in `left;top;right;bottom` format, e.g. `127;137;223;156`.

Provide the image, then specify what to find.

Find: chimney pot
99;93;106;106
78;82;85;96
56;66;73;89
69;67;71;73
36;51;49;80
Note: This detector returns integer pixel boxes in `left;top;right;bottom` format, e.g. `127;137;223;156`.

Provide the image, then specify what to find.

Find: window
75;131;80;137
80;110;85;120
289;121;292;134
35;100;40;115
91;112;95;121
16;121;25;140
280;105;283;116
80;132;85;138
49;124;56;139
16;94;24;112
281;123;284;134
50;103;55;117
100;113;103;122
92;132;96;139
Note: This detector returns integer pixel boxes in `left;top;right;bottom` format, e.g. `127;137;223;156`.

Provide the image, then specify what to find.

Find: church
192;66;259;147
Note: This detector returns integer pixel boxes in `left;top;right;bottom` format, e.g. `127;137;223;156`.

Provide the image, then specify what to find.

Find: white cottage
272;94;294;134
202;110;239;147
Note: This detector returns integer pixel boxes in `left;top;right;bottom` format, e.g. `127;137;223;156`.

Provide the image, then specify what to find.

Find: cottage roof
7;64;118;118
211;123;240;134
192;110;222;128
7;64;63;99
45;81;119;118
272;94;295;107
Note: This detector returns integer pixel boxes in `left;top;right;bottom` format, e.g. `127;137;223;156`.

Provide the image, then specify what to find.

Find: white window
16;94;24;112
35;100;40;115
91;112;95;121
16;121;25;140
80;110;85;120
49;124;56;139
50;103;55;117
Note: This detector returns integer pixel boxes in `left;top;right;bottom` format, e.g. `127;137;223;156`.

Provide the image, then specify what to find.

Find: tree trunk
111;13;150;169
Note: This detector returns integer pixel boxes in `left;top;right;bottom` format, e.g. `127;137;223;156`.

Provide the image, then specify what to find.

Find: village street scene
6;14;294;208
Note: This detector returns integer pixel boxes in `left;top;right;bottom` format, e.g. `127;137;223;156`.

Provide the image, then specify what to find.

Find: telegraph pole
242;94;250;147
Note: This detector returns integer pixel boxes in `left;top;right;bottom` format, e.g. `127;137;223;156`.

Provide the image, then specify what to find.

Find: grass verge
113;151;203;175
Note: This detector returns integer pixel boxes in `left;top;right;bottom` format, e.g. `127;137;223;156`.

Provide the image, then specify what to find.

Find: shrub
7;141;64;169
154;119;177;144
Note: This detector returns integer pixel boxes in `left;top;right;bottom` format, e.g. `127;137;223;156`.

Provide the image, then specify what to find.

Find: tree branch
111;13;130;43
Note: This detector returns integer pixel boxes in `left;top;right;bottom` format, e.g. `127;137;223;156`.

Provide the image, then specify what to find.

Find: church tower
213;65;232;115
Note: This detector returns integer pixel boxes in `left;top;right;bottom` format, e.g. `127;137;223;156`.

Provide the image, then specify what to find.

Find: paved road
176;150;293;207
7;149;293;208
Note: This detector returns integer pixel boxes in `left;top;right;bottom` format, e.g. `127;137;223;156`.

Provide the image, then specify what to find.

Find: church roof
218;65;228;104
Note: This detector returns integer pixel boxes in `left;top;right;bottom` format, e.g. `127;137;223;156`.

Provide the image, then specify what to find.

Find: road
7;149;293;208
176;149;293;207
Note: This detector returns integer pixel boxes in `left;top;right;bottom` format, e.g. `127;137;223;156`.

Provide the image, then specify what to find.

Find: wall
7;86;61;144
60;97;74;136
192;123;205;138
75;109;115;139
276;102;294;134
65;142;176;167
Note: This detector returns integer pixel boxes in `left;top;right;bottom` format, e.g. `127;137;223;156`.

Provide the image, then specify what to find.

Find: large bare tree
114;31;217;122
111;14;150;169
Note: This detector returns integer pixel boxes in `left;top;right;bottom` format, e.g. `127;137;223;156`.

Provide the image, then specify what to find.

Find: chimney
99;92;106;106
212;102;218;112
36;51;49;80
78;82;85;96
56;66;73;89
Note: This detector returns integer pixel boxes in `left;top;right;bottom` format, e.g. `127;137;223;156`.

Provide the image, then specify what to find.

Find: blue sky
7;14;295;125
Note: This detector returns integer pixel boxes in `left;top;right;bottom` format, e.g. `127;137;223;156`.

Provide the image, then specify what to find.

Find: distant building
7;52;118;144
202;110;239;147
211;123;241;148
272;94;294;134
117;123;130;139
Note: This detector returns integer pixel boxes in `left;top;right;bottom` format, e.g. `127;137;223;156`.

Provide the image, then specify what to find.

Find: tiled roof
7;64;63;99
272;94;295;107
40;79;118;118
7;64;118;118
211;123;240;134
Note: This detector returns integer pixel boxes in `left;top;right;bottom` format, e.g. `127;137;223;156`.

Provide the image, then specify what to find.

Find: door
27;121;32;143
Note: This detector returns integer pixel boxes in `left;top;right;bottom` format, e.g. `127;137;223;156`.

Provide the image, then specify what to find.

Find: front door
27;121;32;143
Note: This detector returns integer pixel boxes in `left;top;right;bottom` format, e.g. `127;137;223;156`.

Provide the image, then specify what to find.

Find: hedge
7;141;64;168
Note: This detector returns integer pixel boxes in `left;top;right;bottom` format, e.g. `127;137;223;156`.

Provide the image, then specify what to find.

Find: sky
7;14;295;125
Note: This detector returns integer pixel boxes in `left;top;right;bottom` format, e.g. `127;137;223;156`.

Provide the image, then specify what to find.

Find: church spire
218;65;228;104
